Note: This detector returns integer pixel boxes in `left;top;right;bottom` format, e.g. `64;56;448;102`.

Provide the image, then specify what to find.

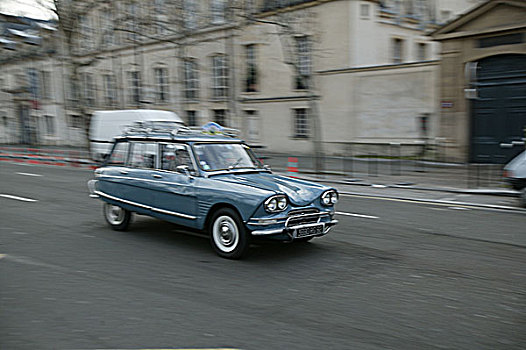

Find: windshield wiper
228;157;255;170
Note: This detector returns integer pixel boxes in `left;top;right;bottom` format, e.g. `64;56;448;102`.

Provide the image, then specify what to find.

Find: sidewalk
259;152;516;194
282;172;524;212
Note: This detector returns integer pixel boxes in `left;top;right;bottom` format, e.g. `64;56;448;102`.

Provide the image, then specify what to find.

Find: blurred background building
3;0;522;165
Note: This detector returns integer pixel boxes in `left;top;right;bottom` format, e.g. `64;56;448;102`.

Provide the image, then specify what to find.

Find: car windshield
193;143;261;171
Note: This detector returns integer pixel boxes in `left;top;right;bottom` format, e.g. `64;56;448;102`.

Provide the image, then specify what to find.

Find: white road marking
16;172;43;177
0;194;38;202
448;206;471;211
336;211;379;219
372;184;387;188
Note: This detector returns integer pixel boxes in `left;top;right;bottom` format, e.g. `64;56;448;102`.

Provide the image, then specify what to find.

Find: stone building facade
432;0;526;163
0;0;483;157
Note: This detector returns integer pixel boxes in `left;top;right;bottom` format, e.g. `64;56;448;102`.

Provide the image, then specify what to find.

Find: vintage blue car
88;123;338;259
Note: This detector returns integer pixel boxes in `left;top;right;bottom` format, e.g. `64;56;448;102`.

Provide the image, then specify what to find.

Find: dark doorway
470;54;526;163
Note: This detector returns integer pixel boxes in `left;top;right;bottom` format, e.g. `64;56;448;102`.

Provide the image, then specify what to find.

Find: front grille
287;208;323;227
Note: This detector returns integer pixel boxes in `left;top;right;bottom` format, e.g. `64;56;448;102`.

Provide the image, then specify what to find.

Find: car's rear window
107;142;129;165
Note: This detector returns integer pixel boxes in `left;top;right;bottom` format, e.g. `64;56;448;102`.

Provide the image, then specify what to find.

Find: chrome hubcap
213;216;239;253
105;204;125;225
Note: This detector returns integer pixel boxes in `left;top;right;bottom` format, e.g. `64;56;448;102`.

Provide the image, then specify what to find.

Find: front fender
195;178;275;230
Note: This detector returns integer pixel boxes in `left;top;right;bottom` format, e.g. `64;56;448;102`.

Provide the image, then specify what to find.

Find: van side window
161;144;194;172
128;142;158;169
107;142;129;165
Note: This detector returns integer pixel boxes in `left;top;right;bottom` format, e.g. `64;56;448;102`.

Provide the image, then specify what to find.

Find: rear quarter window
107;142;129;165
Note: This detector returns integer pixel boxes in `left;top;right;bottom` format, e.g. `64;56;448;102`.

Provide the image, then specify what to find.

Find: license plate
296;224;323;238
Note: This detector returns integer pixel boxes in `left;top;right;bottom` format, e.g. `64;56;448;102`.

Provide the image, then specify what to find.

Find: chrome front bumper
250;211;338;239
251;220;338;238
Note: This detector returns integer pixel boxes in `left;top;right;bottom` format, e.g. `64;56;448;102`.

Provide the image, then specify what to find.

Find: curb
0;153;97;169
281;172;520;198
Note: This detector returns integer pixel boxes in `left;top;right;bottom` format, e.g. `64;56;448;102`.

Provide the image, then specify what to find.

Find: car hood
212;172;329;206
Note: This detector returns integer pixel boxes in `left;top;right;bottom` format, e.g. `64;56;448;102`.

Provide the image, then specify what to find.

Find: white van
89;109;184;161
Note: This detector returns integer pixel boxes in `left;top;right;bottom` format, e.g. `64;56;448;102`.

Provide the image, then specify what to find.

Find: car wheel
521;188;526;208
209;208;250;259
103;202;131;231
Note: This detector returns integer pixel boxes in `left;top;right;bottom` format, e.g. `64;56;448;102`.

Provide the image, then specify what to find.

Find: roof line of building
318;60;440;75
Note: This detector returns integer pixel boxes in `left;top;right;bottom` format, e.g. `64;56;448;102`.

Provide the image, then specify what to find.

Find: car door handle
120;170;129;175
152;174;163;179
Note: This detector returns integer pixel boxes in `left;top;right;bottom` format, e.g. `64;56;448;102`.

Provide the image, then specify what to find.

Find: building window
295;36;311;90
211;0;226;24
183;59;199;101
40;71;51;99
79;15;93;50
69;76;79;102
184;0;198;29
478;33;524;48
101;9;114;46
154;0;166;35
244;44;258;92
392;38;404;64
213;109;227;126
360;3;370;18
69;115;83;129
103;74;117;106
417;43;427;61
127;3;138;42
45;115;55;135
293;108;309;138
83;73;95;107
127;71;141;105
212;55;229;99
27;68;39;100
245;110;259;142
186;110;197;126
154;67;169;103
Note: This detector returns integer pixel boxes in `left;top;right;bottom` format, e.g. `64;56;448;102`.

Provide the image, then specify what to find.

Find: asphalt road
1;162;525;350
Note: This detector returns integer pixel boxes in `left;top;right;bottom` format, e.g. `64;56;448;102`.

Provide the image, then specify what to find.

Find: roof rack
123;121;240;138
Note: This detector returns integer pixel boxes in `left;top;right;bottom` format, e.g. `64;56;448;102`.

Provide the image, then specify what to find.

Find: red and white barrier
287;157;298;177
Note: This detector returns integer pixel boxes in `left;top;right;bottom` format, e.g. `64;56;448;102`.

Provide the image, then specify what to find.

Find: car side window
128;142;158;169
107;142;129;166
160;144;194;172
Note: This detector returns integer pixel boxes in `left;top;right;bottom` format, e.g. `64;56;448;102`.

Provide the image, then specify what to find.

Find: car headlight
321;190;338;206
265;195;288;213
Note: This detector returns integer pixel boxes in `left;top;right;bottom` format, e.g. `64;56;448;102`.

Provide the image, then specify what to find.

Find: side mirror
176;165;193;178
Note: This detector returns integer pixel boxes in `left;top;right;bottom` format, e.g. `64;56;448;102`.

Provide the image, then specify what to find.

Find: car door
148;143;198;226
117;141;158;210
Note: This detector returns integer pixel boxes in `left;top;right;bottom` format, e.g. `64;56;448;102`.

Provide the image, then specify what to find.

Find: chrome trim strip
94;190;196;220
247;217;288;226
151;207;196;220
251;228;285;236
95;190;151;210
98;174;189;186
